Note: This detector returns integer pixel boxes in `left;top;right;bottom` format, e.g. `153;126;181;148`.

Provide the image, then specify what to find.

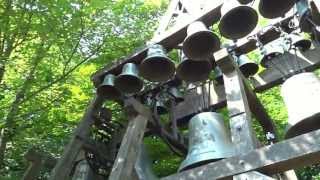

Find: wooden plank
91;1;223;87
108;99;150;180
161;129;320;180
233;171;275;180
252;47;320;92
49;96;104;180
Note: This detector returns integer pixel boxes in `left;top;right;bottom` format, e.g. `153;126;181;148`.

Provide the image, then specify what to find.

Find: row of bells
97;31;311;100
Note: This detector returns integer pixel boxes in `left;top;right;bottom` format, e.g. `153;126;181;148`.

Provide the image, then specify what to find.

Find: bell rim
139;56;176;82
293;39;312;51
182;30;220;60
219;6;258;39
97;85;121;100
285;112;320;139
239;62;259;77
176;60;212;83
114;74;143;94
178;153;223;172
258;0;295;19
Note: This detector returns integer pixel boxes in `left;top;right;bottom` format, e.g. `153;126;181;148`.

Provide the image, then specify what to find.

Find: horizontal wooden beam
162;129;320;180
91;1;223;87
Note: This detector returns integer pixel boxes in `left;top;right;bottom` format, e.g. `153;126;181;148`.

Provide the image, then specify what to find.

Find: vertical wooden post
108;98;150;180
49;95;104;180
215;49;273;180
23;156;42;180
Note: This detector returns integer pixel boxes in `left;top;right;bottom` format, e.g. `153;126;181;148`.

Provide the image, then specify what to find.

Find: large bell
183;21;220;60
176;52;212;83
219;0;258;39
260;42;285;68
296;0;313;32
97;74;121;100
282;72;320;139
236;55;259;77
140;44;175;82
115;63;143;94
259;0;295;19
179;112;234;172
214;66;224;85
289;33;312;51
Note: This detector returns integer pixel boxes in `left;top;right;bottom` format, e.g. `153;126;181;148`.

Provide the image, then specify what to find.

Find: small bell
260;42;284;68
97;74;121;100
219;0;258;39
179;112;234;171
214;66;224;85
282;73;320;139
259;0;295;19
114;63;143;94
183;21;220;60
140;44;175;82
289;33;312;51
168;87;184;103
296;0;313;32
236;55;259;77
176;52;212;83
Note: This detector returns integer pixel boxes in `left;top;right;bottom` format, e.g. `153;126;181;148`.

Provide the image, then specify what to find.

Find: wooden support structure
49;96;104;180
161;129;320;180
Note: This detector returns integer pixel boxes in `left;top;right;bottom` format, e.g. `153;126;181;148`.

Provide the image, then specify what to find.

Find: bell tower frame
47;0;320;180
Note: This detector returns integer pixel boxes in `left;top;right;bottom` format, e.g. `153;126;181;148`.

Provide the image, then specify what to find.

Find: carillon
179;112;234;171
219;0;258;39
176;52;212;83
236;54;259;77
282;73;320;139
114;63;143;94
260;42;284;68
259;0;295;19
97;74;121;100
289;33;312;51
182;21;220;60
140;44;175;82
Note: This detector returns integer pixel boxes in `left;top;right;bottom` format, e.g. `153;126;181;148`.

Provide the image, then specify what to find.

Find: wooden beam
49;96;104;180
91;1;223;87
108;99;150;180
161;129;320;180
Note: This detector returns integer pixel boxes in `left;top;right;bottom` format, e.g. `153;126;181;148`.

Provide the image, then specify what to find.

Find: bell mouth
239;62;259;77
219;6;258;39
285;112;320;139
259;0;295;19
294;40;311;51
114;75;143;94
140;56;175;82
177;60;212;83
183;31;220;60
97;85;121;100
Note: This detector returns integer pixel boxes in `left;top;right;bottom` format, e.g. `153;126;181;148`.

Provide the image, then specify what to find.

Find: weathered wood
252;47;320;92
49;96;104;180
162;129;320;180
233;171;275;180
91;1;223;87
108;99;150;180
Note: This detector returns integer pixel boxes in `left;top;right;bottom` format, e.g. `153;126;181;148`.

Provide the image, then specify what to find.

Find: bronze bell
140;44;175;82
168;87;184;103
115;63;143;94
296;0;313;32
214;66;224;84
183;21;220;60
97;74;121;100
179;112;234;172
260;42;284;68
259;0;295;19
176;52;212;83
219;0;258;39
236;55;259;77
282;73;320;139
289;33;312;51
